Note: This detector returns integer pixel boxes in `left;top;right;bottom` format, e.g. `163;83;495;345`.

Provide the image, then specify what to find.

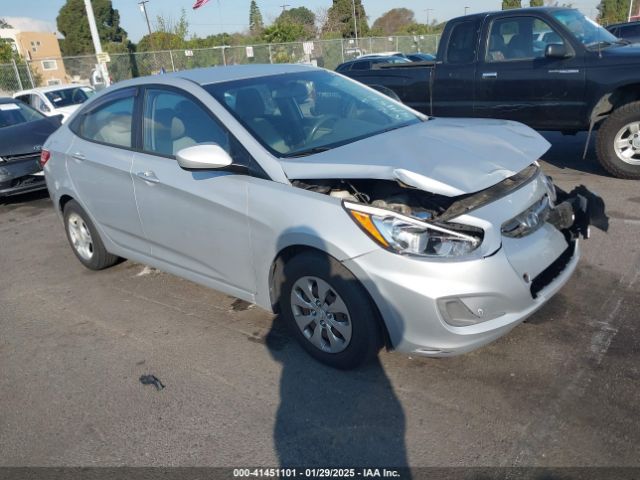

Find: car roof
607;20;640;28
161;64;316;86
450;6;575;23
13;84;87;96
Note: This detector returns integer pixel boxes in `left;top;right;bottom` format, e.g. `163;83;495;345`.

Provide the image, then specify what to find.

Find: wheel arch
590;84;640;126
268;244;392;350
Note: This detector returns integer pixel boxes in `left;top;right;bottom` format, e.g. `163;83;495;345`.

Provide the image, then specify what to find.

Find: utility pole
139;0;160;71
425;8;434;28
138;1;153;39
352;0;358;45
628;0;635;22
464;6;470;15
83;0;110;87
280;3;290;13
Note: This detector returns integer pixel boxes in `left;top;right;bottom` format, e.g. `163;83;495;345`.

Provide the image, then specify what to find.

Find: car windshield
552;9;619;48
44;87;90;108
205;70;422;157
0;101;45;128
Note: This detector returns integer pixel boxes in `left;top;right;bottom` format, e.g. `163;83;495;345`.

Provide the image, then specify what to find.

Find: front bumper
343;236;579;357
0;155;46;197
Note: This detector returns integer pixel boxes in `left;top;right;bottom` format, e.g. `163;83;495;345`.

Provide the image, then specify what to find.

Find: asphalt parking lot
1;132;639;469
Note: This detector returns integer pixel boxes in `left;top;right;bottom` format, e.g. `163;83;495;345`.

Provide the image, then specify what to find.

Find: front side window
446;21;478;64
142;89;230;157
205;70;422;158
77;96;134;148
487;16;566;62
0;101;45;128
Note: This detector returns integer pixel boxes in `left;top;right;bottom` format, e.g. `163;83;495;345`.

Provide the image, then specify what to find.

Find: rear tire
275;251;383;370
596;101;640;179
63;200;118;270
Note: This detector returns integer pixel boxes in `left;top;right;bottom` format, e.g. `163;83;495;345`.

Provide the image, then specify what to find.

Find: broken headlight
344;201;483;258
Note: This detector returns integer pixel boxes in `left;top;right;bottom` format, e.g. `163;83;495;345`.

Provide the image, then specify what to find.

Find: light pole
352;0;358;46
83;0;110;87
628;0;635;21
464;6;470;15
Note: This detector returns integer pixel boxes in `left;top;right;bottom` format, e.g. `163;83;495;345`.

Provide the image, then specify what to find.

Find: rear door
131;86;257;297
473;14;586;129
431;18;481;117
66;87;148;254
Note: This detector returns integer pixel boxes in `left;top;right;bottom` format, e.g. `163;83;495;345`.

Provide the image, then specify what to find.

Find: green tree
136;32;184;51
278;7;315;27
0;18;12;29
249;0;264;35
262;22;307;43
597;0;631;24
530;0;544;6
502;0;523;9
57;0;128;55
372;8;415;35
324;0;369;39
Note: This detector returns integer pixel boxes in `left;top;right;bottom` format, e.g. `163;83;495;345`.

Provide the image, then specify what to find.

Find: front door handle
482;72;498;79
71;152;85;161
136;170;160;183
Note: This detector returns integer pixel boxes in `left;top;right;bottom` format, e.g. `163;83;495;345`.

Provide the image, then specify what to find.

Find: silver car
42;65;605;369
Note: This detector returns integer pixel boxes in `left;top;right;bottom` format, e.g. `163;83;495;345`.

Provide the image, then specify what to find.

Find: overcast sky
3;0;602;42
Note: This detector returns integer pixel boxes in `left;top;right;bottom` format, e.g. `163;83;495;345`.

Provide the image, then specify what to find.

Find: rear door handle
71;152;85;161
482;72;498;79
136;170;160;183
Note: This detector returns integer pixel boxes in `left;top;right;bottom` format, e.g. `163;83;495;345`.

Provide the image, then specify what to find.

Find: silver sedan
42;65;605;369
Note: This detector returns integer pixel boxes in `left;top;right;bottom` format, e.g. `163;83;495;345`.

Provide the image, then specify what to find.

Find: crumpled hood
280;117;550;196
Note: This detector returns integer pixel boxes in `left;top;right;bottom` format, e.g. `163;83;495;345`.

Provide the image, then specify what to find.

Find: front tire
276;251;383;370
596;101;640;179
63;200;118;270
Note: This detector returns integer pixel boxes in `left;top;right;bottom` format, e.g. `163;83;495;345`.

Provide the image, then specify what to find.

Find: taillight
40;149;51;168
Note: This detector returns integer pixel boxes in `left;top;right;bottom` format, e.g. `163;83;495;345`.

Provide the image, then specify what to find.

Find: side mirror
176;144;233;170
545;43;572;59
49;114;64;126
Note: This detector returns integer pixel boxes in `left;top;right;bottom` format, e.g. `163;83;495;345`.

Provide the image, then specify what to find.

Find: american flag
192;0;210;9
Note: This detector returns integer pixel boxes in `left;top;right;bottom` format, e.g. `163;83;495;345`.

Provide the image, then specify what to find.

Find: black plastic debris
139;374;165;391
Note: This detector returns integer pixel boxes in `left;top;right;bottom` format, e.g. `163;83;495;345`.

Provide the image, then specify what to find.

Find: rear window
446;21;478;64
0;102;44;128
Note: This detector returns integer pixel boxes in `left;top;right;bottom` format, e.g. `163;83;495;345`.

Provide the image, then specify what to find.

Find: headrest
235;88;266;119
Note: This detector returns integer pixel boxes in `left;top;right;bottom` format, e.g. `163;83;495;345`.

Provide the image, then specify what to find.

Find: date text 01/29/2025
232;468;401;478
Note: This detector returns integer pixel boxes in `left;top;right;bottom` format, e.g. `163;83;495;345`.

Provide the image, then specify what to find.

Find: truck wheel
596;101;640;179
63;200;119;270
275;251;383;370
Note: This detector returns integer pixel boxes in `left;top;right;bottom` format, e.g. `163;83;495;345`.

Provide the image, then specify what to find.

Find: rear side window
336;63;351;72
446;21;478;64
76;96;135;148
621;24;640;37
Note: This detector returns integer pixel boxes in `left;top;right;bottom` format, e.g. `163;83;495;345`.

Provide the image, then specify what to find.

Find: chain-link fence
0;60;35;96
1;34;440;95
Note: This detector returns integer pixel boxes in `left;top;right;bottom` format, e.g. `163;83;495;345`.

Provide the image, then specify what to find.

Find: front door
131;87;256;297
474;14;586;130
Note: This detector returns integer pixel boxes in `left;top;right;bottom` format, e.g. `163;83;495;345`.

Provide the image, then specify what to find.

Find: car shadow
265;229;410;469
0;189;50;207
538;131;609;177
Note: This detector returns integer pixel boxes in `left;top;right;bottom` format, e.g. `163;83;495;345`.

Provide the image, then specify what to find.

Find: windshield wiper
586;40;614;49
285;146;332;158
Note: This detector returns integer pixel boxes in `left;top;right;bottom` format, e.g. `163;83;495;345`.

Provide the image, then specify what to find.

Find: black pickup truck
340;7;640;179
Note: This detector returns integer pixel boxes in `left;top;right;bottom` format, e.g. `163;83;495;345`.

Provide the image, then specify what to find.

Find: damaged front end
292;164;608;260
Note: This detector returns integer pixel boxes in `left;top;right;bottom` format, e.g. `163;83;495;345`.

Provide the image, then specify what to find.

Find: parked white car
13;85;93;123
